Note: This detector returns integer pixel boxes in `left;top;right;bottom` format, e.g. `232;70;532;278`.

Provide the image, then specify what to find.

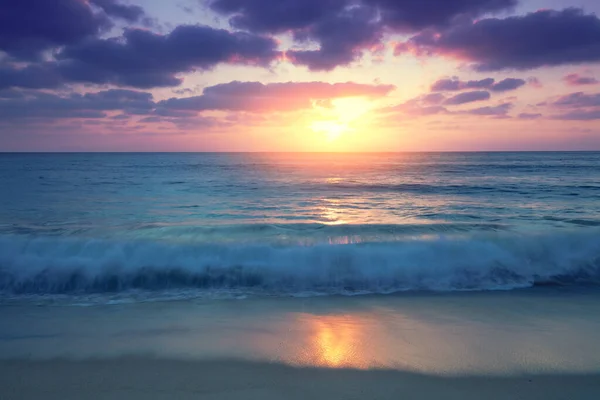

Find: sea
1;151;600;301
2;152;600;374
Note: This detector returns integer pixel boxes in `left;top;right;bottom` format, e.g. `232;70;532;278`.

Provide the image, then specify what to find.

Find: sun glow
310;97;373;142
311;120;348;141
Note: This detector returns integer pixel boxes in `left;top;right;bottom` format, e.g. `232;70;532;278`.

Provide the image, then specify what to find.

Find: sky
1;0;600;151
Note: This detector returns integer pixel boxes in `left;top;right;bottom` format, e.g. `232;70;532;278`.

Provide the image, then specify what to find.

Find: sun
311;120;348;141
309;97;373;142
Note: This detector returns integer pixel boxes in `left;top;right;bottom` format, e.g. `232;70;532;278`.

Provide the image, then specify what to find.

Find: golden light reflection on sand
295;314;372;369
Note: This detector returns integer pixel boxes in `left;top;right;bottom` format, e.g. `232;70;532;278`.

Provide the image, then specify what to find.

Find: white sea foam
1;229;599;299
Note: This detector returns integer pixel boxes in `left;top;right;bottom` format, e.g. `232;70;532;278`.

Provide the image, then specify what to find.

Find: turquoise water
1;152;599;299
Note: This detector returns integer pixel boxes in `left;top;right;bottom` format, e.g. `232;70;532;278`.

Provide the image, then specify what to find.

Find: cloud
59;26;281;87
563;73;599;86
0;89;154;120
380;102;448;117
0;26;281;90
430;77;525;92
431;77;494;91
285;5;382;71
0;81;393;125
490;78;526;92
395;8;600;71
459;103;513;116
421;93;446;105
210;0;515;33
548;91;600;120
518;113;543;119
368;0;517;31
210;0;516;71
0;64;64;90
159;81;395;112
443;90;490;105
552;109;600;120
551;92;600;108
380;96;512;118
527;77;543;88
0;0;110;60
90;0;145;23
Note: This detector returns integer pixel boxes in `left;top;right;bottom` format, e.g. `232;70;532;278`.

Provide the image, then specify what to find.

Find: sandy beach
2;357;600;400
2;290;600;399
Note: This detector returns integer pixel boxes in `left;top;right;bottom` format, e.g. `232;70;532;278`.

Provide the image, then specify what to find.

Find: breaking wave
1;230;600;298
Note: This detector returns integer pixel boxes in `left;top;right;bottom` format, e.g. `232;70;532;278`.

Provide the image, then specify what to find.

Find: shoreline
2;357;599;400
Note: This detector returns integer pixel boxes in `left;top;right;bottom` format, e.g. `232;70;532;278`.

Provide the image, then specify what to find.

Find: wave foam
1;231;599;296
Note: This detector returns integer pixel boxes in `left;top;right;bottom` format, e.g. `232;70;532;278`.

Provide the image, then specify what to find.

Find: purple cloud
0;89;155;120
443;90;491;105
563;73;599;86
210;0;515;33
210;0;516;71
0;81;394;125
396;8;600;71
518;113;543;119
552;92;600;108
0;0;110;60
3;26;280;89
431;77;495;91
490;78;526;92
460;103;513;116
89;0;145;23
430;77;525;92
159;81;395;112
552;109;600;120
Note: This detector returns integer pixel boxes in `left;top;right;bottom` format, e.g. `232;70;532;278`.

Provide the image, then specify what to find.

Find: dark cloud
159;81;395;112
518;113;542;119
0;81;393;123
443;90;490;105
0;89;154;120
431;77;494;91
0;64;64;90
210;0;516;71
421;93;446;105
0;0;110;60
0;26;281;89
552;109;600;120
380;95;511;118
563;73;599;86
0;89;26;99
490;78;526;92
430;77;525;92
210;0;515;32
0;0;279;89
59;26;280;87
551;92;600;108
90;0;145;23
209;0;346;33
460;102;512;115
285;5;382;71
368;0;517;31
396;8;600;71
527;77;543;88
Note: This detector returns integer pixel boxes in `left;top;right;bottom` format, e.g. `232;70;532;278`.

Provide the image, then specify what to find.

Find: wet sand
2;357;600;400
2;289;600;398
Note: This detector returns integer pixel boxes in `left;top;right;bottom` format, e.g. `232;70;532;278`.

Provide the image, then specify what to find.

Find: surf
1;229;599;297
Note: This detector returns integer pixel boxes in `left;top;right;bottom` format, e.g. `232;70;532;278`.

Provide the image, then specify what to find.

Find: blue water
1;152;600;299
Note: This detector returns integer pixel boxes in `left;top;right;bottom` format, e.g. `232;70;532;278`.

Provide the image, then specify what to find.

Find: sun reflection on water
295;314;372;369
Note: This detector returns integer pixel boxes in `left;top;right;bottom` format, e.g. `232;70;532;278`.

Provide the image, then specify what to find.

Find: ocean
1;151;600;301
2;152;600;378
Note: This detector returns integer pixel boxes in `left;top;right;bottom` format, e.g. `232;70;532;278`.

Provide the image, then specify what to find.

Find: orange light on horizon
309;97;374;145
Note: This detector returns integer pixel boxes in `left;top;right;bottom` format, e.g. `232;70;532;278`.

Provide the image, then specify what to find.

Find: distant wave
1;229;600;298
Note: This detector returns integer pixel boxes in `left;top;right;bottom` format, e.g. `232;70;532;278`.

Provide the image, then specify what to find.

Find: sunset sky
2;0;600;151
